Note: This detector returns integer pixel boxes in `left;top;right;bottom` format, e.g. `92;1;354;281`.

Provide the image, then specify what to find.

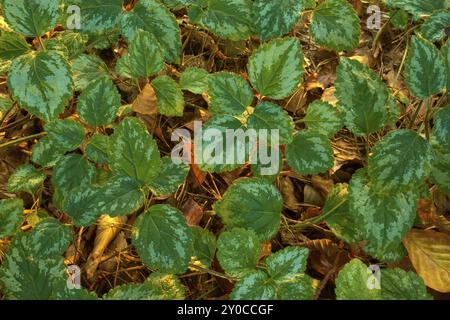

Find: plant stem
0;132;47;151
38;37;46;51
188;263;236;281
424;98;431;140
294;198;347;229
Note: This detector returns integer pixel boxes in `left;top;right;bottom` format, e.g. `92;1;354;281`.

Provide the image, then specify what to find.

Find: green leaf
389;9;409;30
180;67;209;94
322;183;363;244
404;35;446;99
0;31;29;60
255;0;305;41
31;137;65;168
381;268;432;300
51;154;96;210
71;54;110;92
368;129;432;192
230;271;276;300
132;204;193;274
30;219;72;257
248;37;304;100
151;76;184;117
0;93;13;113
201;0;253;41
104;273;185;300
430;149;450;194
335;58;389;136
432;106;450;149
247;102;294;145
197;115;247;173
335;259;381;300
207;72;253;116
385;0;449;17
8;50;73;121
285;130;334;175
303;101;343;137
7;164;46;195
48;31;88;60
87;29;121;50
0;198;23;238
64;175;145;226
70;0;123;34
77;77;121;127
3;0;61;37
190;227;216;269
310;0;360;52
251;147;282;182
110;117;161;185
349;169;417;262
86;133;110;165
266;247;309;283
276;275;315;300
117;30;164;79
443;40;450;91
45;119;85;152
213;177;282;241
418;10;450;42
120;0;181;64
217;228;260;278
147;157;189;196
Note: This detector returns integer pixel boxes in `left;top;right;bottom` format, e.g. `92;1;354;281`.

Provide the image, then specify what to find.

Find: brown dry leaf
311;175;334;198
403;229;450;293
321;87;337;106
279;176;300;211
132;83;158;115
302;239;349;278
182;198;204;227
303;184;324;207
259;242;272;260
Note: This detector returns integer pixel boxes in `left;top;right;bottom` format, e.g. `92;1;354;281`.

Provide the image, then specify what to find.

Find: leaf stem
0;132;47;151
38;36;46;51
188;263;236;281
293;198;347;229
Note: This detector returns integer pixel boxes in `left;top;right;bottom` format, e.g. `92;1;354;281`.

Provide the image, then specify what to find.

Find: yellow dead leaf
403;229;450;293
132;83;157;115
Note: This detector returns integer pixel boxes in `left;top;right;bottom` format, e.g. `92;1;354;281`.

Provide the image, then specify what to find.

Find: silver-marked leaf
285;130;334;175
0;93;13;113
322;183;363;244
132;204;193;274
190;227;216;269
180;67;209;94
51;154;96;210
432;106;450;149
310;0;360;52
276;275;315;300
31;137;65;168
117;30;164;79
430;149;450;194
151;76;184;117
86;133;110;165
148;157;189;196
0;198;23;238
266;247;309;283
120;0;181;64
47;31;88;60
385;0;449;18
368;129;432;192
77;77;121;127
0;31;29;60
248;37;304;100
418;10;450;42
8;50;73;121
71;54;110;92
207;72;253;116
7;164;46;195
69;0;123;34
213;177;283;241
381;268;432;300
3;0;61;37
217;228;260;278
247;102;294;145
255;0;305;41
404;35;446;99
110;117;161;185
230;271;277;300
201;0;253;41
30;219;72;258
87;29;121;50
104;273;185;300
335;58;389;136
45;119;85;152
303;100;343;137
251;147;282;181
443;40;450;91
349;169;417;262
197;115;248;173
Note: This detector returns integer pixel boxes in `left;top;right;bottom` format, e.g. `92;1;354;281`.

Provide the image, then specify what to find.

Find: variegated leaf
120;0;181;64
368;129;432;192
148;157;189;196
303;100;343;137
69;0;123;34
0;31;29;60
151;76;184;117
8;50;73;121
430;149;450;194
0;198;23;238
385;0;449;17
86;133;110;165
266;247;309;283
217;228;260;278
285;130;334;175
31;137;65;168
132;204;193;274
248;37;304;100
180;67;209;94
77;77;121;127
418;10;450;42
213;178;283;241
7;164;46;195
230;271;276;300
71;54;110;92
335;58;389;136
310;0;360;52
404;35;446;99
45;119;85;152
190;227;216;269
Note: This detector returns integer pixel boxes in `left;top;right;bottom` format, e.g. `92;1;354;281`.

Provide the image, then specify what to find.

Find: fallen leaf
132;83;157;116
182;198;204;227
